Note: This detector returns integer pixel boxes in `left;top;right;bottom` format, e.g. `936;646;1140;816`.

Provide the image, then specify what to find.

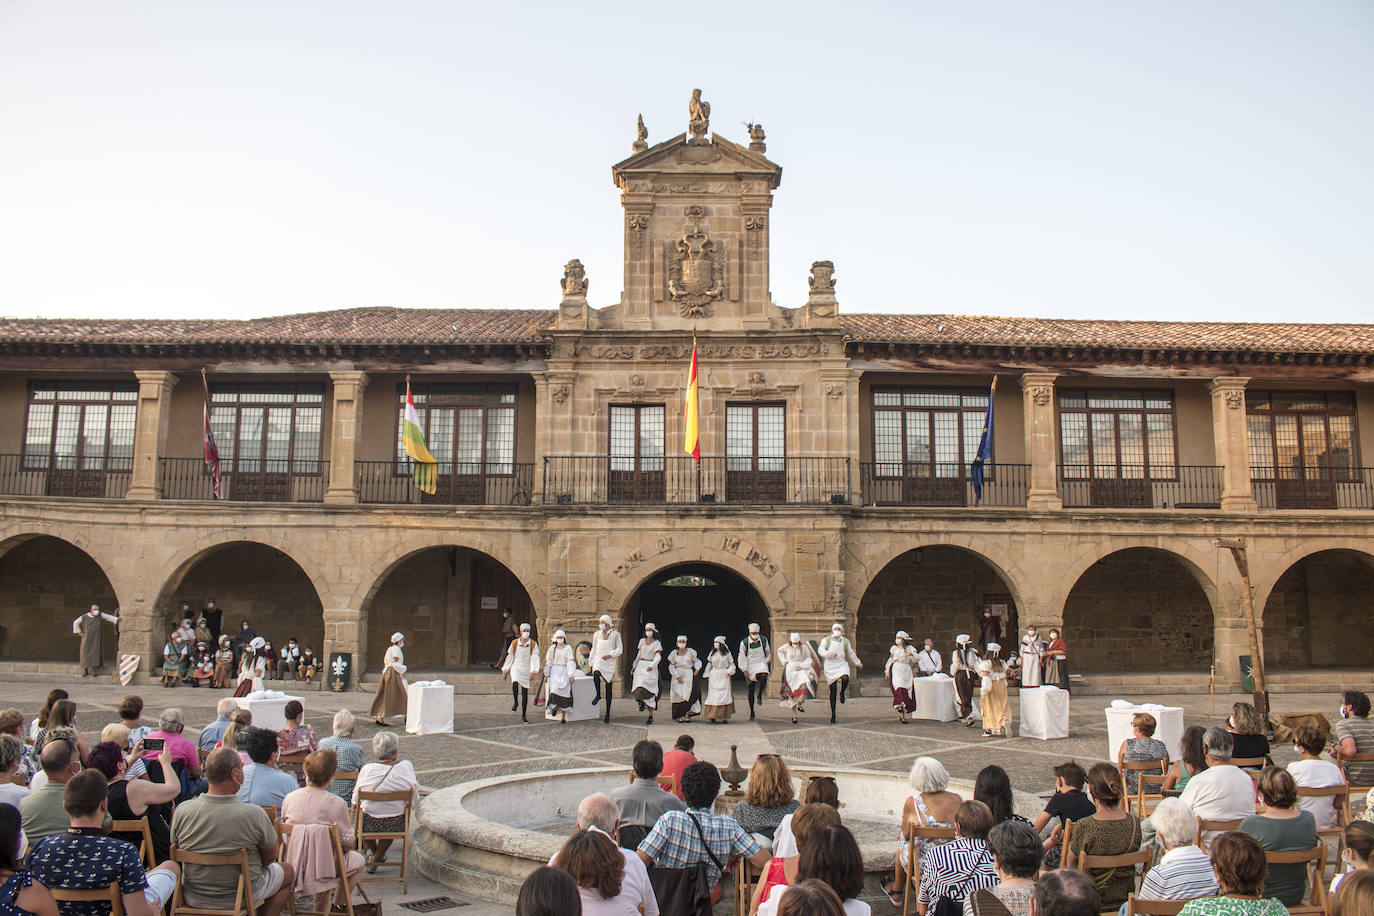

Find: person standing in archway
630;624;662;726
489;607;517;670
590;614;623;724
1019;626;1046;688
979;608;1001;655
951;635;980;726
818;622;862;724
1043;628;1070;692
886;631;919;724
666;635;702;723
201;597;223;645
702;637;737;724
371;632;408;727
72;604;118;678
738;623;770;722
211;635;235;688
501;623;539;723
978;644;1012;738
778;633;818;725
234;636;267;697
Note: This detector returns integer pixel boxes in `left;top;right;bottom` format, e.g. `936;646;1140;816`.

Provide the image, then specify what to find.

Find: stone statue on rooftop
561;259;588;298
747;122;766;152
632;114;648;152
688;89;710;144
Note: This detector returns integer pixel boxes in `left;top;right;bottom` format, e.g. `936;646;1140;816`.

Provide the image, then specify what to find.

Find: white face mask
925;643;933;651
677;642;687;649
1340;706;1350;719
556;637;565;644
1049;632;1058;640
832;629;843;637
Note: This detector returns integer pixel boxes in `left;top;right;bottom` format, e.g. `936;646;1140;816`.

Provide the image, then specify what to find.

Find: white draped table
236;692;302;732
564;672;600;722
405;681;454;735
1105;703;1184;761
912;675;960;722
1019;686;1070;740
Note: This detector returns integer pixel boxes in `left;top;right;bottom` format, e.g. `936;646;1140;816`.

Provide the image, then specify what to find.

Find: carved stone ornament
551;384;570;404
687;88;710;144
685;204;707;222
826;384;844;399
668;226;724;318
627;214;649;251
632;114;648;153
747;371;765;387
561;259;588;298
1224;390;1244;409
630;374;645;388
1031;386;1052;406
747;121;766;152
808;260;836;293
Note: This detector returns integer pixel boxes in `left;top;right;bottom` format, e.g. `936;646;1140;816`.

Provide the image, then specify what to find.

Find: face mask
1049;633;1058;640
1340;706;1350;719
677;642;687;649
925;644;933;651
556;638;565;644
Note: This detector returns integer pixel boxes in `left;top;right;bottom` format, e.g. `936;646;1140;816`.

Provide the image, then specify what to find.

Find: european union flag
970;375;998;505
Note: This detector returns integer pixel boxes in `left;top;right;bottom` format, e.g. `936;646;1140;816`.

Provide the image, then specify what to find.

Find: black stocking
829;681;839;720
839;674;850;702
511;681;520;710
593;671;604;703
602;682;613;721
747;679;757;715
520;686;529;719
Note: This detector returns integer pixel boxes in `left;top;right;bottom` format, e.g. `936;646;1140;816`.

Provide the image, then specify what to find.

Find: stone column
1019;372;1062;510
126;371;179;500
324;371;368;505
1208;377;1257;512
322;607;367;689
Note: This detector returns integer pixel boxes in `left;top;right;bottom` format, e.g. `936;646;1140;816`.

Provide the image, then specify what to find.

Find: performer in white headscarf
885;631;919;724
631;623;662;725
777;633;817;725
978;642;1011;737
590;613;623;723
1019;626;1046;688
817;622;863;724
738;623;771;722
950;634;980;726
666;635;702;723
371;631;408;726
501;622;539;723
543;630;576;724
233;636;267;698
702;636;737;723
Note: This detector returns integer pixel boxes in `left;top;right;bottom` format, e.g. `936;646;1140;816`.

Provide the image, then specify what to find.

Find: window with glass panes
209;384;324;474
395;384;516;474
1245;392;1358;478
1058;390;1177;479
726;403;785;470
23;383;137;470
609;405;664;470
871;388;991;477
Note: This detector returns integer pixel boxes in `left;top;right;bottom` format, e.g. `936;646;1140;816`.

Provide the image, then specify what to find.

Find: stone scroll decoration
1030;386;1052;406
745;217;765;262
1224;390;1244;409
577;343;823;360
561;260;588;298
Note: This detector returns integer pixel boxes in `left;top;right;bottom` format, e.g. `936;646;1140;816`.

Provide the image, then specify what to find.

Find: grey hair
576;793;618;834
372;730;399;760
1202;726;1234;761
0;734;24;771
1150;797;1198;849
158;708;184;731
909;756;951;794
333;708;356;737
215;698;239;718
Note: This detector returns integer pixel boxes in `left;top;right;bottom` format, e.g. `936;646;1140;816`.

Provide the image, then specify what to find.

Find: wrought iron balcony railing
0;454;132;499
859;462;1029;507
542;456;851;506
159;457;327;502
356;461;534;506
1058;465;1223;509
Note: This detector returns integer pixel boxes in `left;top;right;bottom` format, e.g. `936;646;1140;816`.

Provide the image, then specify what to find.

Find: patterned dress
1068;814;1143;909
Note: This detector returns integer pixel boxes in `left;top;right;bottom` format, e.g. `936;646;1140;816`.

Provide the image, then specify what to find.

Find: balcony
1252;466;1374;509
0;454;132;499
159;458;328;502
859;462;1030;507
1058;465;1223;509
357;461;534;506
542;456;851;506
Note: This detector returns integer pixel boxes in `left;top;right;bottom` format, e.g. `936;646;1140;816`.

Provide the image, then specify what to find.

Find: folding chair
278;753;310;778
279;822;371;916
111;816;156;869
733;856;763;916
1119;761;1167;817
51;881;124;916
1076;848;1154;898
1296;784;1351;881
169;846;256;916
1339;752;1374;819
1230;756;1267;770
624;771;677;795
332;771;360;817
355;790;413;892
1125;893;1186;916
1263;845;1327;916
900;824;956;916
1194;818;1244;848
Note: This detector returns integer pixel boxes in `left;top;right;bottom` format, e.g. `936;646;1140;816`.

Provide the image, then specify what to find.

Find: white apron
886;645;917;692
667;649;700;704
590;629;622;680
1019;637;1045;687
704;652;736;706
238;656;265;693
545;644;574;696
631;639;662;708
502;637;540;688
737;636;770;678
778;643;815;705
818;634;859;685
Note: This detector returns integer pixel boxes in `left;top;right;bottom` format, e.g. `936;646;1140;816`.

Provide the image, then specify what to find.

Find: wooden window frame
607;403;666;467
1245;390;1359;481
210;383;326;477
22;382;138;471
869;386;994;479
394;383;518;478
1055;389;1179;481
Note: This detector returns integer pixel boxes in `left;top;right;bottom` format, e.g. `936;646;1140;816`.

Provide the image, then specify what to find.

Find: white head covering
831;622;844;633
519;622;531;634
714;635;727;646
644;622;657;635
598;614;613;627
789;632;801;643
986;642;1001;654
895;630;910;641
390;632;404;644
748;623;760;634
249;637;265;650
676;635;688;644
956;634;971;646
554;629;566;642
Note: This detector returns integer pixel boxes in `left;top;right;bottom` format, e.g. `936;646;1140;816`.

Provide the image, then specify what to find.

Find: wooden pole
1215;536;1268;719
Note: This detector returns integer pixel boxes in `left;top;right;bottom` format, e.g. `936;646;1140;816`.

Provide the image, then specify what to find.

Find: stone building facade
1;94;1372;689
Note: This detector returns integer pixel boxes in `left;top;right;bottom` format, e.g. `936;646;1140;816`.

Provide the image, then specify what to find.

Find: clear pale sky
1;1;1370;323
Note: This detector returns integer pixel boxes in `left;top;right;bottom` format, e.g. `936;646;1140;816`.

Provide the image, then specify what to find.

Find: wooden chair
1125;894;1186;916
279;822;370;916
169;846;256;916
733;856;764;916
1119;761;1167;816
1263;846;1327;916
1230;756;1267;770
277;752;310;777
624;771;677;795
110;816;156;869
1194;818;1244;848
1338;752;1374;819
51;881;124;916
1076;848;1153;897
332;770;360;816
900;825;957;916
1296;784;1351;879
355;789;413;892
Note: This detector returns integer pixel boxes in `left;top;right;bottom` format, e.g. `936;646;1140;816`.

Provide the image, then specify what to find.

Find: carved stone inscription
576;343;823;360
612;536;674;578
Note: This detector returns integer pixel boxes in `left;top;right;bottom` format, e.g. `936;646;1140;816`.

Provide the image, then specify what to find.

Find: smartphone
143;738;165;751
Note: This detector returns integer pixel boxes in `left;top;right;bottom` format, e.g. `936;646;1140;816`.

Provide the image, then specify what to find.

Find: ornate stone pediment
612;133;782;187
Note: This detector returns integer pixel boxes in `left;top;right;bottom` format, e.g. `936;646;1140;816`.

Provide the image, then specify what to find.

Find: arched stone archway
1261;548;1374;668
0;534;120;662
1062;547;1217;671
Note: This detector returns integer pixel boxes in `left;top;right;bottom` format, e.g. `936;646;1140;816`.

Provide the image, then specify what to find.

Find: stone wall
0;536;119;661
1264;550;1374;667
367;549;469;669
1062;548;1214;670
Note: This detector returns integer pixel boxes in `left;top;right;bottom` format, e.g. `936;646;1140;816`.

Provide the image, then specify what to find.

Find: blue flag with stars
970;375;997;505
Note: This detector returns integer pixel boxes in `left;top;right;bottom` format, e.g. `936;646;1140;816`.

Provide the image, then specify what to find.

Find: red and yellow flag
683;335;699;462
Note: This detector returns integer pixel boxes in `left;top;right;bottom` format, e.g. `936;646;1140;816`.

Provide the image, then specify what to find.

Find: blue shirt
197;717;231;750
29;829;147;916
236;763;298;808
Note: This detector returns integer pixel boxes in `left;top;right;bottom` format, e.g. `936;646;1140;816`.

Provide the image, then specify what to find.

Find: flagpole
692;328;701;502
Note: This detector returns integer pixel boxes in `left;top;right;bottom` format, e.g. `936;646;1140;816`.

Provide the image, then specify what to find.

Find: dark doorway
621;563;768;688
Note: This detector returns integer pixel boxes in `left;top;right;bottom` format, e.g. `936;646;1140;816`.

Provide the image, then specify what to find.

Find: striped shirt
1334;717;1374;787
1139;844;1219;901
918;838;997;907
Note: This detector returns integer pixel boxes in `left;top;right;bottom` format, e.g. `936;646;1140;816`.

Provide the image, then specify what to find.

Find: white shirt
759;881;869;916
590;629;623;680
1287;758;1345;828
917;648;942;675
1178;763;1257;847
353;759;419;818
547;846;658;916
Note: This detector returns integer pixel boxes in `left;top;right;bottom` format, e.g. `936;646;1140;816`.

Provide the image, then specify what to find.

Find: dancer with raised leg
502;622;539;723
590;614;622;723
818;621;863;724
886;630;919;724
738;623;770;722
631;623;662;726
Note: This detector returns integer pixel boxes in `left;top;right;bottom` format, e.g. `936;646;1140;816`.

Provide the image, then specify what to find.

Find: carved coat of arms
668;226;724;318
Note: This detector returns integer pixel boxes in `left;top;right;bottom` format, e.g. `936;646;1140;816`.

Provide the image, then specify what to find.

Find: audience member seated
236;726;299;809
1333;691;1374;789
198;699;238;751
98;724;148;781
1118;713;1170;795
216;708;253;764
1226;703;1271;764
29;693;66;745
1031;869;1100;916
317;709;366;803
916;800;998;916
280;750;365;911
28;769;181;916
610;741;684;848
0;711;38;785
1286;724;1344;829
34;702;87;765
1179;728;1258;849
19;740;82;846
0;739;29;809
775;880;846;916
86;740;178;864
118;696;152;748
354;731;418;874
751;803;842;915
25;728;79;795
765;825;867;916
139;708;203;796
515;866;580;916
637;761;770;898
976;765;1030;826
1178;831;1286;916
733;755;800;848
774;776;839;858
1066;763;1141;910
547;793;656;916
965;820;1042;916
1130;798;1217;910
0;803;56;916
885;757;963;901
1240;767;1317;907
1331;821;1374;898
1165;726;1210;793
554;826;658;916
659;735;697;802
1332;869;1374;916
276;700;318;788
1034;762;1094;867
169;747;296;916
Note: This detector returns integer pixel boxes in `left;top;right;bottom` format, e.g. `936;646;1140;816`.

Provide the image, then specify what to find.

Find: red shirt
660;748;697;801
139;729;199;771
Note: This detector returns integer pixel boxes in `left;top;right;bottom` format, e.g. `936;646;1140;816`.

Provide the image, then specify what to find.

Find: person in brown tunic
211;634;235;688
371;632;408;726
71;604;118;677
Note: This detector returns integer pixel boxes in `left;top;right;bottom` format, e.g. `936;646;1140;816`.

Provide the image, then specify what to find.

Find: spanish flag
402;377;438;494
683;336;700;462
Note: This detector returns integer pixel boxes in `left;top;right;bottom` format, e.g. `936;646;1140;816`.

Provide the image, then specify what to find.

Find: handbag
686;811;727;905
646;864;711;916
932;847;992;916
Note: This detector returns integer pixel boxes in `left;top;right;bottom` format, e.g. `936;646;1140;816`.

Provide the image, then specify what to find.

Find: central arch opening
621;563;768;686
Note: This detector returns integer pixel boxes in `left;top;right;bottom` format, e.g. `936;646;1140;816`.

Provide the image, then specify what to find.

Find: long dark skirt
1044;657;1070;692
671;676;702;720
